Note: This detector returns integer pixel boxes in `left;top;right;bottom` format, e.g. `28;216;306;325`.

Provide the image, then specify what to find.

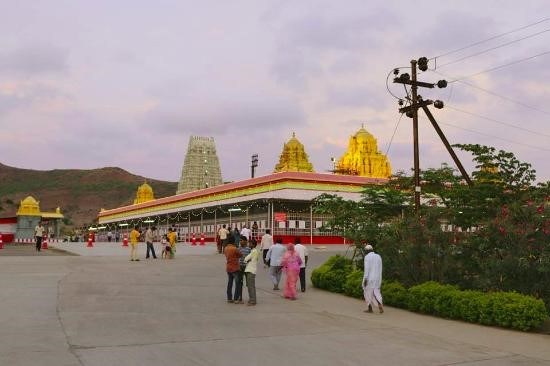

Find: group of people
128;226;177;261
216;222;259;254
224;230;309;305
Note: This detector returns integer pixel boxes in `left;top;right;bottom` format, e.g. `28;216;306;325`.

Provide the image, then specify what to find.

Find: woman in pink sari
281;243;302;300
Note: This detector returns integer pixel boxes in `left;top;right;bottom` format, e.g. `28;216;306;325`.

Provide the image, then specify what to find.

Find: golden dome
17;196;42;216
134;182;155;204
274;132;314;173
336;124;392;178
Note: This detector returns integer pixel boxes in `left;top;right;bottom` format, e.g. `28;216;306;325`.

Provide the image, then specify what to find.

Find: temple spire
274;133;314;173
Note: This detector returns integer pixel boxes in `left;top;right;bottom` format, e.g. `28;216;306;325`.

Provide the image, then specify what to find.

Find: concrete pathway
0;244;548;366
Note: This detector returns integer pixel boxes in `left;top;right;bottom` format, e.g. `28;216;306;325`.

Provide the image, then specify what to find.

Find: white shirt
240;227;251;240
34;225;45;237
294;243;308;268
266;243;286;266
244;248;260;274
218;227;229;240
260;233;273;250
363;252;383;289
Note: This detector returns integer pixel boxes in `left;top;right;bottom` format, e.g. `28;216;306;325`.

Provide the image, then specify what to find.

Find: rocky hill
0;162;178;228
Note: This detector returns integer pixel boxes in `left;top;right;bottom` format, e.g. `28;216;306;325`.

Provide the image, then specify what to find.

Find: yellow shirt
130;229;140;245
168;232;177;247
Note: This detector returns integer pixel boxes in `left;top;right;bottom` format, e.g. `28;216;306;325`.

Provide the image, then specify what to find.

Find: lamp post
251;154;258;178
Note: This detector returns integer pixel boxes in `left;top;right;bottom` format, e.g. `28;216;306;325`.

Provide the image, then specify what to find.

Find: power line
385;112;404;156
431;119;550;152
448;49;550;82
437;28;550;68
432;18;550;59
431;70;550;116
446;105;550;139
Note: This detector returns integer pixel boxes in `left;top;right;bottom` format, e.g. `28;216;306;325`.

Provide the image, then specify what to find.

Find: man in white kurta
363;244;384;313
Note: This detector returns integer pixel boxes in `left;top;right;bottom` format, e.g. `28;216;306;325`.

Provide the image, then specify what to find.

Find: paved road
1;243;549;366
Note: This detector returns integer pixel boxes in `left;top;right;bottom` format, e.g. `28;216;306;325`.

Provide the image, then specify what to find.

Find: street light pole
251;154;258;178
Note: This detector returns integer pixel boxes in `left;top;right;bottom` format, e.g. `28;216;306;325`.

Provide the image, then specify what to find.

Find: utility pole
393;57;472;214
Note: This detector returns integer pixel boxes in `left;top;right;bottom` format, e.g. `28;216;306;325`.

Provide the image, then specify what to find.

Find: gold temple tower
335;125;391;178
134;182;155;204
274;132;314;173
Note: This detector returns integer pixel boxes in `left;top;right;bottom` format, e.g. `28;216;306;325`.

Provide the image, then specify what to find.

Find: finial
292;132;296;138
361;123;364;129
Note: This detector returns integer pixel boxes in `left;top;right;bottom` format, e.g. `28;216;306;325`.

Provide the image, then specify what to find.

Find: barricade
87;233;93;247
200;233;205;246
41;235;48;250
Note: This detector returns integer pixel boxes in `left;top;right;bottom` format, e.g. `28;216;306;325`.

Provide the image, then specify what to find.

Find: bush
312;257;548;331
343;270;364;299
381;281;409;308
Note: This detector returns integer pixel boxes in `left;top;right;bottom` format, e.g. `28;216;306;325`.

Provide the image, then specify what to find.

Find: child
161;234;171;259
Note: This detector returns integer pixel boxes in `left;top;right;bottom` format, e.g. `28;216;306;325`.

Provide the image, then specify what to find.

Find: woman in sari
281;243;302;300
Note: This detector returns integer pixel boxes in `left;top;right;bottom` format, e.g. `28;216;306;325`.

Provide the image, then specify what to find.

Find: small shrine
274;133;314;173
134;182;155;204
335;124;392;178
15;196;64;240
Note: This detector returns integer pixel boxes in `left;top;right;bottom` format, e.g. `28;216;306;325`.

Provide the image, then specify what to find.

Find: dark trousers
227;271;241;301
146;242;157;258
236;269;246;301
246;272;256;304
299;267;306;292
263;249;269;265
35;236;42;251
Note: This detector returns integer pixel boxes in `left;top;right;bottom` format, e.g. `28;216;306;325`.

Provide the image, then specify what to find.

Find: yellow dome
17;196;42;216
134;182;155;204
335;125;392;178
274;132;314;173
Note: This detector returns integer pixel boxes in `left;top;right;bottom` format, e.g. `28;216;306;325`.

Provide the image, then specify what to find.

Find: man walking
266;238;286;290
294;237;309;292
363;244;384;314
34;222;45;252
129;226;141;261
218;224;229;253
224;236;241;303
260;229;273;266
145;226;157;259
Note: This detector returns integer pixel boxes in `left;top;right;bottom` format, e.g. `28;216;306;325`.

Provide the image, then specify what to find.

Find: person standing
266;238;286;290
145;226;157;259
281;243;302;300
260;229;273;266
129;226;140;261
251;221;258;241
244;239;260;306
240;225;251;241
167;228;177;259
34;222;45;252
218;224;229;253
224;236;241;303
115;231;120;242
232;227;241;247
294;237;309;292
234;237;251;304
363;244;384;314
107;231;113;242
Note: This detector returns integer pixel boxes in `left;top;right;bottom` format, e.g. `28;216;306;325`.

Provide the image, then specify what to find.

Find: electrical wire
448;49;550;82
436;28;550;68
446;105;550;139
385;112;404;156
431;70;550;116
431;18;550;59
386;68;404;100
432;119;550;152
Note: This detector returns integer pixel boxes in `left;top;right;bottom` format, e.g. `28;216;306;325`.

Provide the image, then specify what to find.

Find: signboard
274;212;287;222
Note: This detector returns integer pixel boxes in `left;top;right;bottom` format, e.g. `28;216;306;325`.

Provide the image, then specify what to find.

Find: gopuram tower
274;132;314;173
335;124;392;178
177;136;223;194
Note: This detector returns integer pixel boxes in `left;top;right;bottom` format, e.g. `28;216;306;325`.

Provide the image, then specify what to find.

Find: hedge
311;256;548;331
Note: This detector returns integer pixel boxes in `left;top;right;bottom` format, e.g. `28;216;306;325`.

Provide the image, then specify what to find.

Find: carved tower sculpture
336;125;391;178
274;132;314;173
177;136;223;194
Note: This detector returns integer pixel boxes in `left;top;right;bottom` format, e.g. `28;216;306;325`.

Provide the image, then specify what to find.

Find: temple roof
274;132;314;173
16;196;41;216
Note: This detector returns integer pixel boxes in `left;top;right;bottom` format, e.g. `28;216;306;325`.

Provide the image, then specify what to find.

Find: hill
0;162;178;228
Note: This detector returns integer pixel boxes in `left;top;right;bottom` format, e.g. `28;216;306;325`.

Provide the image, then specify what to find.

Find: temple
134;182;155;204
335;125;391;178
274;133;314;173
177;136;223;194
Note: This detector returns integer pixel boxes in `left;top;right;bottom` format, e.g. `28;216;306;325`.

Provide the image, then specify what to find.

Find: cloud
0;43;69;76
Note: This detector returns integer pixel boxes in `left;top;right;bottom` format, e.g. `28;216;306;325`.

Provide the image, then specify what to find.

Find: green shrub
343;270;364;299
319;269;349;293
311;265;330;288
381;281;409;308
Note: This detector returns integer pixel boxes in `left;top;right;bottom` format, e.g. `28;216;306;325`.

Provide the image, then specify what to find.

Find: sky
1;0;549;183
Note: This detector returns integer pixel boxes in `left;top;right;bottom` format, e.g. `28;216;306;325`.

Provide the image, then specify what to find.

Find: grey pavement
0;242;549;366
